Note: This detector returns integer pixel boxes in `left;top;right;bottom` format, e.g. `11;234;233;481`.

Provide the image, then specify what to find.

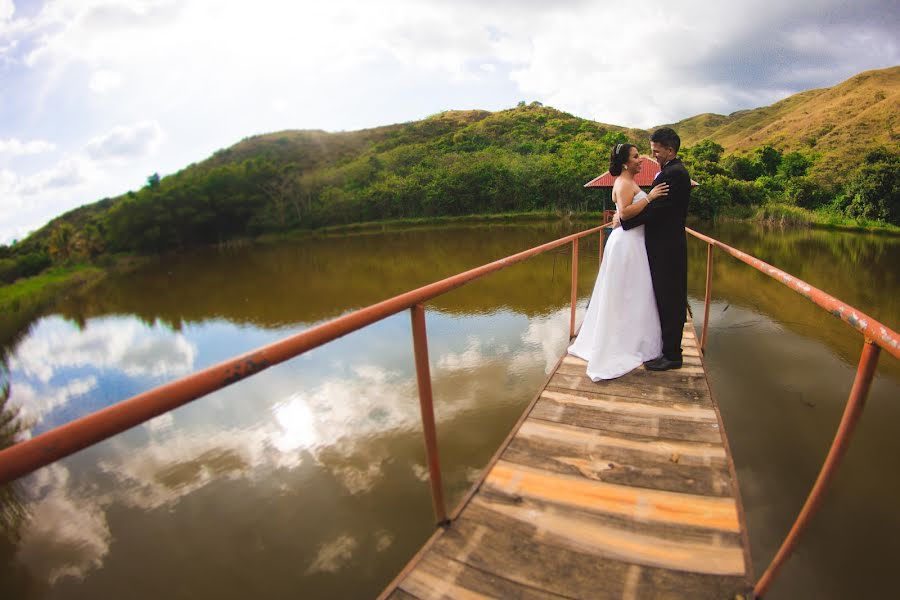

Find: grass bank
753;203;900;235
0;265;105;346
0;257;148;348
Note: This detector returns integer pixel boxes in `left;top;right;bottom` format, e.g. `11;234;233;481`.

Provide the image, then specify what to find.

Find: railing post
409;303;449;526
570;238;579;338
599;226;605;264
754;339;881;598
701;242;713;353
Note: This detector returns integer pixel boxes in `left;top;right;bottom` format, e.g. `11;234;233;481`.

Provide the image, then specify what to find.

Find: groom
619;127;691;371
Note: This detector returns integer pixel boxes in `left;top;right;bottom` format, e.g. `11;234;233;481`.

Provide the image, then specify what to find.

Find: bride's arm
618;183;668;220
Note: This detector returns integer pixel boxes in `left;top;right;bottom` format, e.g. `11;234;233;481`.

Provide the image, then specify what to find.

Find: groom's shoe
644;356;683;371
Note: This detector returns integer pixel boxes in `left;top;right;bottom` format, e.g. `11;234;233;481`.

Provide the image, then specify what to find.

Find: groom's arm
621;170;688;230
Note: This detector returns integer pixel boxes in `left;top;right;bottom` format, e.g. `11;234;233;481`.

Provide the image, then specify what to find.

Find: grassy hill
665;66;900;178
5;66;899;261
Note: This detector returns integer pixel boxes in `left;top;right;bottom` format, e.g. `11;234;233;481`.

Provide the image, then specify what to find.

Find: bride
568;143;668;380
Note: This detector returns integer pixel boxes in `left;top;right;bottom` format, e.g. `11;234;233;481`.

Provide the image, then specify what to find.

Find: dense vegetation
1;66;898;284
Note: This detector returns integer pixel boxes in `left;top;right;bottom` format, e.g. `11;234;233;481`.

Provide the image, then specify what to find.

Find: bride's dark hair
609;143;635;176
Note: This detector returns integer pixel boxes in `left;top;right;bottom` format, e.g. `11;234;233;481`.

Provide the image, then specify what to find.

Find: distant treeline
2;103;897;284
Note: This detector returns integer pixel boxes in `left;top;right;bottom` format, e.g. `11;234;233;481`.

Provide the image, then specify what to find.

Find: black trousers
647;242;687;361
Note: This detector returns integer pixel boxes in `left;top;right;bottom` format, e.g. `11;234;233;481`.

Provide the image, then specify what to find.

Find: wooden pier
382;323;753;599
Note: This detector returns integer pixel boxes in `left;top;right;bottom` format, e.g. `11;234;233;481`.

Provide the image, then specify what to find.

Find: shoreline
2;209;897;348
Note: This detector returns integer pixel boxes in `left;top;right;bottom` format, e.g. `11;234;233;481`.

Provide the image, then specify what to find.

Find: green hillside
666;66;900;178
2;66;898;285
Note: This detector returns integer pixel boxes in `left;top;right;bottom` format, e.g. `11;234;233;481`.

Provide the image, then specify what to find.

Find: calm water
1;222;898;599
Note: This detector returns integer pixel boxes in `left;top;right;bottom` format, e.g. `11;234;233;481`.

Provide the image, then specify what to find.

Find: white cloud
16;464;112;585
305;534;358;575
0;0;12;23
0;138;55;157
9;316;197;385
0;0;897;242
13;376;98;426
17;155;92;195
88;69;122;93
84;120;163;161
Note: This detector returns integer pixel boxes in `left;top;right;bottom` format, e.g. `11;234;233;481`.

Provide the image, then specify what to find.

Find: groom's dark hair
650;127;681;153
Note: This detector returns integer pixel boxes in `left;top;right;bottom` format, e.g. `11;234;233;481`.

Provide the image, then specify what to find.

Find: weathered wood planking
383;323;752;600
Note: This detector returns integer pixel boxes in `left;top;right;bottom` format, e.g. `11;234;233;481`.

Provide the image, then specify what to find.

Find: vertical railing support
409;303;449;526
754;339;881;598
599;226;605;264
570;238;579;338
701;242;713;353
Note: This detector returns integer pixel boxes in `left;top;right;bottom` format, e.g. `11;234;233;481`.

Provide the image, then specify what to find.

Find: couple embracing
569;128;691;380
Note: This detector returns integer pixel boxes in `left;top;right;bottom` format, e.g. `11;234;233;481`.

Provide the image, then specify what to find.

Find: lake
1;221;898;599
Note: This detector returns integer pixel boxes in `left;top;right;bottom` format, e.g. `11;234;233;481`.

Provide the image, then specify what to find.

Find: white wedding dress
568;191;662;380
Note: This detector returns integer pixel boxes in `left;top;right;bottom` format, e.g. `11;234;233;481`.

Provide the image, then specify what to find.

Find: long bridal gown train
568;191;662;380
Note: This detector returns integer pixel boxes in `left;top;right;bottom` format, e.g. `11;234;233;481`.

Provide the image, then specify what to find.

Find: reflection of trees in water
0;355;35;595
687;222;900;379
50;223;594;329
0;357;29;539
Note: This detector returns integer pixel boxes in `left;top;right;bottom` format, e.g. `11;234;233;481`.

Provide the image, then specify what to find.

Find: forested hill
3;65;898;273
17;104;645;255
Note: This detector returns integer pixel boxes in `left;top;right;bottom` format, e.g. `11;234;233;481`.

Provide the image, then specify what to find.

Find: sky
0;0;898;244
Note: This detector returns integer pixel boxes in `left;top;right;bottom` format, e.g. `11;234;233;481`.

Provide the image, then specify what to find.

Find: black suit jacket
620;157;691;333
620;157;690;246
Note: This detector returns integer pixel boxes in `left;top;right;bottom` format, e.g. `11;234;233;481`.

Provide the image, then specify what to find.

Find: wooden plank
470;494;744;575
561;355;706;376
555;364;709;391
398;550;569;600
548;373;710;404
515;419;725;466
484;460;740;533
502;420;734;497
541;389;717;422
429;501;750;600
548;373;713;410
531;397;724;444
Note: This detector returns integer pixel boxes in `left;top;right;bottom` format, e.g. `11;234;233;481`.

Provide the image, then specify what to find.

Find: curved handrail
686;227;898;598
687;227;899;360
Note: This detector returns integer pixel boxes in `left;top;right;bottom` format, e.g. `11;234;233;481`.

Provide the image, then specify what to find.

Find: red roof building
584;156;699;188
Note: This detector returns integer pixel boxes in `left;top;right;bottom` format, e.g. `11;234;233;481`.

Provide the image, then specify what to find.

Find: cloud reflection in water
10;306;576;588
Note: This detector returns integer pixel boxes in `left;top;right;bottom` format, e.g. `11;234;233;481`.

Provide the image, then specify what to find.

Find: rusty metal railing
687;227;899;598
0;223;608;527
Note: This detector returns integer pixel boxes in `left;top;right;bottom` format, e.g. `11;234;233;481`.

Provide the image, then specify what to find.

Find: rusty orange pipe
410;304;448;525
570;238;579;338
687;228;900;361
0;224;606;485
700;242;713;353
754;340;881;597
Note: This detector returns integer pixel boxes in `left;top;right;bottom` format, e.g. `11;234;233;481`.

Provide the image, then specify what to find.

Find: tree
723;155;762;181
842;148;899;224
47;223;75;263
753;145;782;176
146;172;161;189
691;139;724;164
778;151;811;179
784;177;829;209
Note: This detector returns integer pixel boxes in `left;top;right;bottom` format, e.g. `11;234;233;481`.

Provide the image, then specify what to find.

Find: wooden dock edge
689;317;755;584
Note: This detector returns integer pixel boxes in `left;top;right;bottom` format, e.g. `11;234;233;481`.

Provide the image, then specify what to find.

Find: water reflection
1;222;897;599
4;294;577;597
